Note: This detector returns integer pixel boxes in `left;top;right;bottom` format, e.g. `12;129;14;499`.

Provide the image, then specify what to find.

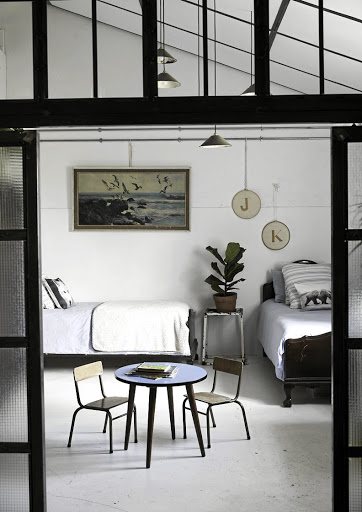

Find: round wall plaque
232;189;261;219
262;221;290;250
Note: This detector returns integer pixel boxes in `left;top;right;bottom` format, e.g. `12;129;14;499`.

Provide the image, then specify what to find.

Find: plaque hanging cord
272;183;280;221
244;138;248;190
128;140;133;167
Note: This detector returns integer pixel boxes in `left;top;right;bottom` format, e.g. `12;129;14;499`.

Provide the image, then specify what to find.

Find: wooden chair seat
185;392;232;405
85;396;129;411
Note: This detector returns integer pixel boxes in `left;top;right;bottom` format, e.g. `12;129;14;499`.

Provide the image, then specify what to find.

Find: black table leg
146;386;157;468
124;383;136;450
185;383;205;457
167;386;176;440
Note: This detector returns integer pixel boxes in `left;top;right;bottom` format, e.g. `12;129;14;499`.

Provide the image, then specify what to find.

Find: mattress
257;299;331;380
42;301;191;356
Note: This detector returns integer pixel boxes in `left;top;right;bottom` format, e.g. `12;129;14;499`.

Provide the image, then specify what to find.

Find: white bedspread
92;300;191;355
257;299;331;380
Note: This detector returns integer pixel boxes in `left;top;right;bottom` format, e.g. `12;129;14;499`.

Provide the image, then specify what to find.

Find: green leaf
226;277;245;289
211;262;224;278
206;246;225;266
225;243;246;265
205;274;224;287
225;262;245;282
211;284;224;294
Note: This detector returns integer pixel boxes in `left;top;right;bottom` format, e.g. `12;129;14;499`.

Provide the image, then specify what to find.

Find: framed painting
73;167;190;230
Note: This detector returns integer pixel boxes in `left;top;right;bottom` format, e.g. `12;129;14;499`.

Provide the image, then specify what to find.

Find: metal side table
201;308;245;365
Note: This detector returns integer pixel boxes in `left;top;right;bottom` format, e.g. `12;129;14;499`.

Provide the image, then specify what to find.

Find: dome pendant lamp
157;0;180;88
200;0;231;148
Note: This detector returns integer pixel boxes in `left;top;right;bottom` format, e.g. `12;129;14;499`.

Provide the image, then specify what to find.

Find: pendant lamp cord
250;11;253;85
214;0;217;134
273;183;279;220
197;0;200;97
214;0;217;97
244;139;248;190
128;140;133;167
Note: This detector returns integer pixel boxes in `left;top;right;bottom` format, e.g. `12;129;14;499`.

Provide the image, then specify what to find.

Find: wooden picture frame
73;167;190;230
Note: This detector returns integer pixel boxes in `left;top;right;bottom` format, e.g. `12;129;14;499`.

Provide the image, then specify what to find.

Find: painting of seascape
73;167;189;230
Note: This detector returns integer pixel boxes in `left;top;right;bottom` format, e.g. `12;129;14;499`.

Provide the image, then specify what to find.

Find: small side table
201;308;245;365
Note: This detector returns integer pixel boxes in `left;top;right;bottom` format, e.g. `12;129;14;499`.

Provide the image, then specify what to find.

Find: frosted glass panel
350;458;362;512
0;242;26;337
0;348;28;442
0;146;24;229
349;351;362;446
348;241;362;338
0;454;29;511
348;144;362;229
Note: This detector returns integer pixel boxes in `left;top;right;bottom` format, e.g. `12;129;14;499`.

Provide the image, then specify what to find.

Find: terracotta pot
213;293;237;313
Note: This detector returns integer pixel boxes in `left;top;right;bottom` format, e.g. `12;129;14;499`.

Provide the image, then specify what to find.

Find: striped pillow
282;263;331;309
42;284;55;309
43;278;74;309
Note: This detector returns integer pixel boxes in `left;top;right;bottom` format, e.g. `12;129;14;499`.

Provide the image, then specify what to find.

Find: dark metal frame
331;125;362;511
1;0;362;127
0;130;46;511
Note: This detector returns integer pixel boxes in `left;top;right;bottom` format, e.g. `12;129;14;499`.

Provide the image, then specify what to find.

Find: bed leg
283;384;294;408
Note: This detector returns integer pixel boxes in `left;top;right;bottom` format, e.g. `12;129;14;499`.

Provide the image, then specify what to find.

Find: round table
115;363;207;468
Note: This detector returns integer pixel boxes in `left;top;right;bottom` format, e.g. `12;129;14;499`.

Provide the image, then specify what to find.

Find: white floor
44;356;332;512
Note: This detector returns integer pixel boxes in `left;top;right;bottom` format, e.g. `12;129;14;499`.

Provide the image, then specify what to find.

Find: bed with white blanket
43;301;196;361
257;282;331;407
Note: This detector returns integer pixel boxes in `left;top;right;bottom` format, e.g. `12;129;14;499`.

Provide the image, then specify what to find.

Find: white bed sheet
42;302;100;355
43;301;191;355
257;299;331;380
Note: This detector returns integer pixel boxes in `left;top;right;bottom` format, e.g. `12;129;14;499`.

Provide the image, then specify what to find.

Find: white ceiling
49;0;362;94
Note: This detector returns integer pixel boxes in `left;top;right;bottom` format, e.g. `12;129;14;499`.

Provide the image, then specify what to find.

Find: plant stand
201;308;245;365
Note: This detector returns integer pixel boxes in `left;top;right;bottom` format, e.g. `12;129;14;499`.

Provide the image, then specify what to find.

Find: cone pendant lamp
200;131;232;148
200;0;231;148
157;0;180;88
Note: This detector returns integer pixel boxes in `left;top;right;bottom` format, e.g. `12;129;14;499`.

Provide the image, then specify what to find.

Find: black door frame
0;130;46;511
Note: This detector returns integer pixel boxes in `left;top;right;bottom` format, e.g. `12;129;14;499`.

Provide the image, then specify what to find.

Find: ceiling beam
0;95;361;128
269;0;290;49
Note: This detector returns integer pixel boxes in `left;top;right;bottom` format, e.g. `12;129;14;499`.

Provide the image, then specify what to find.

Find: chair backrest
74;361;103;382
213;357;242;376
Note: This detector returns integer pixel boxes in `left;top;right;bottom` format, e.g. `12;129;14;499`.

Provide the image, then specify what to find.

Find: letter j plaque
232;189;261;219
262;221;290;250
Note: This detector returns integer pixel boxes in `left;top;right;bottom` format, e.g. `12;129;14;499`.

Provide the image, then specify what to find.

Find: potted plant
205;242;246;313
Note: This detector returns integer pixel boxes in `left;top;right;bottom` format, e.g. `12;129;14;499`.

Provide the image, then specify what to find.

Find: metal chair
67;361;137;453
182;357;250;448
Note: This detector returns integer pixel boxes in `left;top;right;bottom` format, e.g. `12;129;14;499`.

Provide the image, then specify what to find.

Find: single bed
42;301;197;363
257;282;331;407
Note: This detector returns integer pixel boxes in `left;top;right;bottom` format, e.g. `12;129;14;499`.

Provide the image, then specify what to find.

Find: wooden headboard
263;282;275;302
262;260;317;303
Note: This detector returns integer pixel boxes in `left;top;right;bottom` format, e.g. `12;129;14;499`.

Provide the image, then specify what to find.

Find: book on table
136;362;172;373
127;365;179;380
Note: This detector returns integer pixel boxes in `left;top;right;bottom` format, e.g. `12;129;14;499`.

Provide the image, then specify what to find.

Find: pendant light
200;0;231;148
241;12;255;96
157;0;180;88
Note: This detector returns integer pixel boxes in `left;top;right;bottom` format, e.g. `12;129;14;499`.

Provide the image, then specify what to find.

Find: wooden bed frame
263;282;331;407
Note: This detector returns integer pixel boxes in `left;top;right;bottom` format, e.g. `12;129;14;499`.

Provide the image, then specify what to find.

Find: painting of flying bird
73;167;190;230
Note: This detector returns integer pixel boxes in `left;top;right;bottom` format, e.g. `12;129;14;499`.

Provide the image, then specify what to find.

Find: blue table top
115;363;207;387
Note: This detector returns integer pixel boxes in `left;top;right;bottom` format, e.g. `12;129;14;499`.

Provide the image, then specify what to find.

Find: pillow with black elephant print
42;284;55;309
294;281;331;311
43;278;74;309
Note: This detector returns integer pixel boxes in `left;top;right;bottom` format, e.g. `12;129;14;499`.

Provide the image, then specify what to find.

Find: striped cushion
282;263;331;309
42;284;55;309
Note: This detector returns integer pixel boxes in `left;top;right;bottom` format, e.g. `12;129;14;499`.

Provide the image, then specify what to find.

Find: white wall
39;128;331;357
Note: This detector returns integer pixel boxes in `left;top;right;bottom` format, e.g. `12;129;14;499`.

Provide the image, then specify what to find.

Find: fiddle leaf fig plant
205;242;246;296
